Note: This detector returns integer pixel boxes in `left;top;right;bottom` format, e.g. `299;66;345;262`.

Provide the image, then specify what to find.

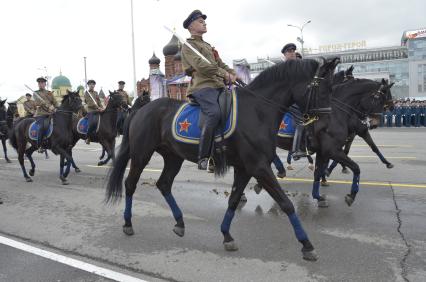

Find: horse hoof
75;168;81;173
61;179;69;185
123;226;134;236
224;241;239;252
302;250;318;261
387;163;394;169
342;168;349;174
254;184;263;194
25;177;33;182
97;161;104;166
29;169;35;177
6;159;12;163
277;171;286;178
240;194;247;202
345;194;354;206
173;226;185;237
317;199;329;208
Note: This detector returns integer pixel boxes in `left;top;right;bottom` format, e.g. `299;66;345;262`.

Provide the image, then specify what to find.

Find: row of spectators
380;99;426;127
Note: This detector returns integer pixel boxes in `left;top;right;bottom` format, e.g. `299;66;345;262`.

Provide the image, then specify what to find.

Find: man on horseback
181;9;237;170
33;77;58;152
117;81;132;107
281;43;307;160
84;79;104;144
23;93;37;117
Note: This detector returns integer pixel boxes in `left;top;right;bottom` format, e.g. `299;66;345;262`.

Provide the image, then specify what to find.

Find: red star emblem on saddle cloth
279;121;287;130
179;119;192;133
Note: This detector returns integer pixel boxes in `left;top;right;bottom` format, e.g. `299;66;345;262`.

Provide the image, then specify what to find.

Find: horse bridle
331;84;389;120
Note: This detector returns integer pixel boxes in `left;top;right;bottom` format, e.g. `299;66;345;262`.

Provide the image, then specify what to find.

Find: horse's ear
109;90;113;95
389;82;395;88
332;57;340;67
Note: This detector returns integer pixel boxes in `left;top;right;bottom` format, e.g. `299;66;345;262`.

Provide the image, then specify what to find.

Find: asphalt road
0;127;425;282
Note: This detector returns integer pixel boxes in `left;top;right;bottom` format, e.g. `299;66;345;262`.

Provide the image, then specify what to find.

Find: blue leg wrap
328;160;338;172
351;174;360;194
124;195;133;221
221;208;235;234
164;193;183;221
377;151;386;163
312;181;320;199
288;213;308;242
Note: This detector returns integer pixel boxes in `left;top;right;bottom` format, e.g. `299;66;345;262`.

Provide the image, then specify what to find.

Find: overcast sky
0;0;424;100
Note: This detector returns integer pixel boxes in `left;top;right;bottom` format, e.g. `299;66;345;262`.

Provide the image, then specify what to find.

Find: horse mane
332;78;379;97
247;59;318;90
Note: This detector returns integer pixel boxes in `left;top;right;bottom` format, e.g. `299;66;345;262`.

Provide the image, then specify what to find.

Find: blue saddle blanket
28;120;53;141
172;89;237;144
278;113;296;137
77;117;89;135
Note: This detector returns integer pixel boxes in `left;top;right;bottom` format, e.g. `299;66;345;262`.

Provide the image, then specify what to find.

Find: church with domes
137;34;189;100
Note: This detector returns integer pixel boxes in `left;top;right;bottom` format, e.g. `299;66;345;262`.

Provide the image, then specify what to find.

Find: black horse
105;58;341;261
0;99;12;163
70;91;127;167
9;90;83;184
303;78;394;207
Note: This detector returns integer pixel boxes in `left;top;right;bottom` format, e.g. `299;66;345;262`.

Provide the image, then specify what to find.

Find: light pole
130;0;137;99
287;20;311;56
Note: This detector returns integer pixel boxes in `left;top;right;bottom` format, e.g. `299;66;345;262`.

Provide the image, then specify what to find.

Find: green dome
51;74;71;89
76;85;84;91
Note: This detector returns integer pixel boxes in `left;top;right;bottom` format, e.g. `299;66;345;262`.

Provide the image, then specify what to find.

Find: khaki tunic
34;90;58;116
84;90;102;112
181;35;235;96
23;99;37;116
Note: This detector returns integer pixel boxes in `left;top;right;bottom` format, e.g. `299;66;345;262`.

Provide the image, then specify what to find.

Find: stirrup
207;157;215;173
198;158;209;170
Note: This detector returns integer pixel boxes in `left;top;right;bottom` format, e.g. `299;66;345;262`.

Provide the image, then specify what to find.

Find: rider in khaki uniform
23;93;37;117
181;10;237;170
33;77;58;151
84;79;104;144
117;81;132;107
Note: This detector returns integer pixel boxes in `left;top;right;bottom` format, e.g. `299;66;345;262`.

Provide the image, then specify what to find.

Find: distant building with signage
237;28;426;99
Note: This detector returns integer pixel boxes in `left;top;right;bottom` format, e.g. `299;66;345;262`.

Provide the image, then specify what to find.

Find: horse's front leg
361;131;393;169
2;138;11;163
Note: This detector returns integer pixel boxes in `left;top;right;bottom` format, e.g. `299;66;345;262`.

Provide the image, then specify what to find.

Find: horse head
108;90;128;110
360;79;394;128
61;90;83;113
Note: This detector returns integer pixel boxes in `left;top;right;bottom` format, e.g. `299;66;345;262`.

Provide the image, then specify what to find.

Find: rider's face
38;81;46;90
284;49;296;60
88;83;95;91
189;18;207;35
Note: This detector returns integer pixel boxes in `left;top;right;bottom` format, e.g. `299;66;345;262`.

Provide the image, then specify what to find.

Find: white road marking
0;235;148;282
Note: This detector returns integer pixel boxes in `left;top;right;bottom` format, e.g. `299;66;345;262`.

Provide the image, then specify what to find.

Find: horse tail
105;116;131;204
214;145;229;177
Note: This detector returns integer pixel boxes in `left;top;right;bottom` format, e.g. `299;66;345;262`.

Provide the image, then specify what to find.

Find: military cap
36;77;47;83
87;79;96;85
183;10;207;29
118;81;125;85
281;43;297;54
25;93;32;97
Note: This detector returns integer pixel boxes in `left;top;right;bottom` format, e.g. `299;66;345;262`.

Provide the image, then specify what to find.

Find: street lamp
287;20;311;56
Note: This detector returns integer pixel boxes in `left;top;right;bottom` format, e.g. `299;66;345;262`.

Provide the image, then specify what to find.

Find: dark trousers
87;112;98;137
272;154;284;173
35;115;49;147
191;88;222;159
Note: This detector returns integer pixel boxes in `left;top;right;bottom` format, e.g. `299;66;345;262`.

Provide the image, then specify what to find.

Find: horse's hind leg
255;165;317;261
156;154;185;237
2;138;11;163
99;146;106;160
122;151;154;236
221;166;251;251
98;140;115;166
25;147;37;177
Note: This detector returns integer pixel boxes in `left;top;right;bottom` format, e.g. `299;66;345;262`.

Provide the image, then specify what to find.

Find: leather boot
292;125;307;160
198;125;214;170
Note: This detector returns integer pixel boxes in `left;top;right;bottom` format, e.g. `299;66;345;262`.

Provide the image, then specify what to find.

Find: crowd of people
380;99;426;127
